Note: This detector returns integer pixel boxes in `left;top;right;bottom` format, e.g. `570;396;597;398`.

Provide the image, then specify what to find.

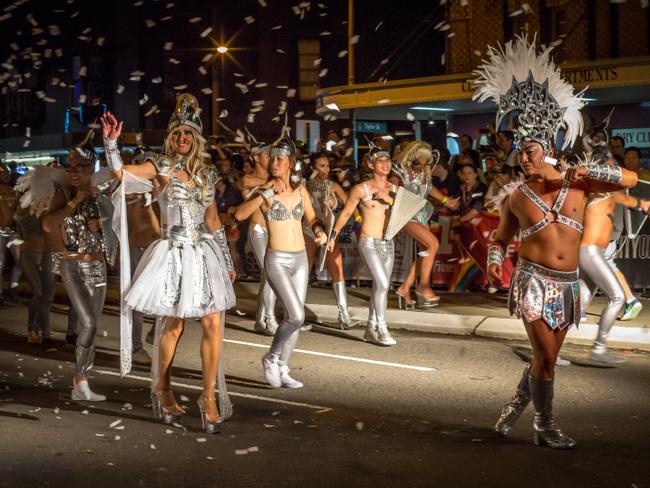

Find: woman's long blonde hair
163;126;211;192
397;141;434;168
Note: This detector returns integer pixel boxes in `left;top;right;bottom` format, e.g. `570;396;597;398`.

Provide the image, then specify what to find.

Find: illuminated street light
216;46;228;54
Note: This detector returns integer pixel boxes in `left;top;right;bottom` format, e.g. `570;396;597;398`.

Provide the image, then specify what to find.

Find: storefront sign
355;121;388;133
612;128;650;148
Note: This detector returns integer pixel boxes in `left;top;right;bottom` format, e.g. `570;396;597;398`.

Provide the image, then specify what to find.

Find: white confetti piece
139;94;148;105
202;53;213;62
97;37;105;46
145;19;156;28
114;435;121;441
81;410;89;415
53;407;60;414
509;9;523;17
200;27;213;38
441;53;445;65
169;58;181;64
350;34;360;44
263;424;275;428
189;17;202;23
78;94;87;104
258;0;267;5
121;403;133;411
196;437;207;443
95;433;106;437
271;25;282;30
109;419;122;429
271;411;280;416
201;87;213;94
150;444;157;450
447;32;455;39
338;50;348;58
206;456;215;460
235;449;248;455
180;395;190;402
79;66;87;77
164;42;173;50
276;48;286;54
295;111;304;118
244;16;255;24
173;84;188;91
151;77;162;84
406;112;415;121
318;68;328;78
377;98;390;104
325;103;340;111
144;104;158;117
165;429;174;434
248;446;259;453
116;85;125;94
107;463;114;466
356;422;364;431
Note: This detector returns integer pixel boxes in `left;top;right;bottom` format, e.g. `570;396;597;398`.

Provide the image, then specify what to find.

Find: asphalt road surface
1;304;649;488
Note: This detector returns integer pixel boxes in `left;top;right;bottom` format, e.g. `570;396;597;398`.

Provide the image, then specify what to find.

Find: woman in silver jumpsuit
235;137;326;389
101;94;236;434
42;141;107;401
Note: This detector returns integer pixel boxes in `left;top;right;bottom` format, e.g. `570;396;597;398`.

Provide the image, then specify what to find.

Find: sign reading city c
612;128;650;149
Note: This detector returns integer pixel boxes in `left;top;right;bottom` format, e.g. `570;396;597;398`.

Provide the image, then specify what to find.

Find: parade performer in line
328;145;398;346
101;94;236;434
235;133;326;389
236;142;280;336
392;141;459;309
0;164;19;308
475;35;637;448
304;152;359;329
42;135;109;402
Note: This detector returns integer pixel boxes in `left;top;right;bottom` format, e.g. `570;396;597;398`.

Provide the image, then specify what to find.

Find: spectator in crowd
431;155;460;197
242;158;255;176
450;134;480;173
497;130;518;168
454;164;487;224
610;135;625;160
218;158;240;185
623;147;650;181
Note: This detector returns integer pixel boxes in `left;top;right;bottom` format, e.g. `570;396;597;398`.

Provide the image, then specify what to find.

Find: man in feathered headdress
475;36;638;448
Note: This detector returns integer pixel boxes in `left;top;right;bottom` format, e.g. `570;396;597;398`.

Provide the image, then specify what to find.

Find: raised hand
100;111;123;141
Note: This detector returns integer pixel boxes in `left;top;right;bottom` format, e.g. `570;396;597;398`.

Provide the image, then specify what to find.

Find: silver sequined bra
159;171;218;243
518;180;583;239
265;191;305;222
62;198;104;254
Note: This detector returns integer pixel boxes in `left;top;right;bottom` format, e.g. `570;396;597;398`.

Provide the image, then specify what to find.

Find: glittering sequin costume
60;195;107;375
125;156;235;318
404;175;434;225
507;181;582;330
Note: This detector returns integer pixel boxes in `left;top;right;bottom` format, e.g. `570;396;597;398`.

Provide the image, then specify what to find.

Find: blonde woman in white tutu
100;94;235;434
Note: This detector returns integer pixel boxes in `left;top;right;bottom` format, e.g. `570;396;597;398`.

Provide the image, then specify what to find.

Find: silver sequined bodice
62;198;104;254
307;178;336;220
265;193;305;222
159;171;217;242
404;172;431;199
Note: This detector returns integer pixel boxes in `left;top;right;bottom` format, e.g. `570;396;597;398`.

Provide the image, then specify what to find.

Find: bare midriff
580;196;615;249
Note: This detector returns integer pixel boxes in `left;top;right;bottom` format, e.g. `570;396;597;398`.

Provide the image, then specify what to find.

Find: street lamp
216;46;228;54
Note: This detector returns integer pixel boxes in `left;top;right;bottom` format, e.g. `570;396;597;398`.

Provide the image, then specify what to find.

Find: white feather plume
472;35;586;150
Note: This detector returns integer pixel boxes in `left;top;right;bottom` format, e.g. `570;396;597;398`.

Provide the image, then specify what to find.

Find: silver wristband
260;188;274;201
213;228;235;273
103;137;123;172
583;163;622;184
487;244;505;268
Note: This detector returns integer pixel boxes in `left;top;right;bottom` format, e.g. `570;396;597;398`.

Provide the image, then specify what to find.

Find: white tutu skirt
126;237;236;318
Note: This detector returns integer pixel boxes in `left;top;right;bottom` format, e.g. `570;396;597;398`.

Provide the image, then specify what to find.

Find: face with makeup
171;125;195;155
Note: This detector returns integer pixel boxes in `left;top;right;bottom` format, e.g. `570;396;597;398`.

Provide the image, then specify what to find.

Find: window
297;39;320;102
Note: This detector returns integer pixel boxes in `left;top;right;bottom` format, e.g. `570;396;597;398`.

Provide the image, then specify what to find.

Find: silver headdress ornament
365;136;391;162
472;35;586;153
168;93;203;134
270;114;298;165
73;128;97;162
245;126;270;156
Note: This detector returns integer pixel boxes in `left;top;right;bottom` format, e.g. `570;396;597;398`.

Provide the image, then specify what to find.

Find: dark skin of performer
488;141;637;381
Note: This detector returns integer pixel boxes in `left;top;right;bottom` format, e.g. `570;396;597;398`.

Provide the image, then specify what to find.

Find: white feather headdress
472;35;586;151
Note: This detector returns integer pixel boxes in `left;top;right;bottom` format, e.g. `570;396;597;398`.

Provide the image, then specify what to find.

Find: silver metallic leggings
579;245;625;348
265;250;308;363
248;225;277;323
20;251;56;338
60;259;107;373
359;237;395;324
0;235;21;292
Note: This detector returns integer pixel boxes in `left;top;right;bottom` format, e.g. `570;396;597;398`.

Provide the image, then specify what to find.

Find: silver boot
495;363;531;437
529;376;577;449
364;320;396;346
333;281;360;330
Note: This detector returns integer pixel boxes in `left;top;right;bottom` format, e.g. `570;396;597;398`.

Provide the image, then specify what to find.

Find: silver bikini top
151;154;219;242
360;182;397;210
62;197;105;254
265;190;305;222
518;180;584;239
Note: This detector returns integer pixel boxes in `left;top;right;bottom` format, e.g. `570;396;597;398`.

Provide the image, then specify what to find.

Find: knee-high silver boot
72;345;106;401
332;281;359;330
529;376;576;449
495;363;531;437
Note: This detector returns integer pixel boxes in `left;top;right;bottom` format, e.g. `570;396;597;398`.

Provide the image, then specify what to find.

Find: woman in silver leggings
235;137;326;389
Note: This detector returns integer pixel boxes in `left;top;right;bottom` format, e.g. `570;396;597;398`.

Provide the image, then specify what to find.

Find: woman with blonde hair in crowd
393;141;459;309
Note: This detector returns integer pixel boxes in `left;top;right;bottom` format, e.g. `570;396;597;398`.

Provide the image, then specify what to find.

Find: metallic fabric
518;180;583;239
495;363;531;436
359;236;395;325
508;259;579;330
247;225;277;325
265;250;309;364
62;198;105;254
0;225;14;238
487;244;505;267
583;163;622;184
530;376;577;449
213;228;234;273
75;345;96;376
50;251;63;275
579;245;625;348
265;195;304;222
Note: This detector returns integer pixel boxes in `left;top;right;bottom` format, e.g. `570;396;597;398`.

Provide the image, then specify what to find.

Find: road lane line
223;339;437;372
94;369;333;413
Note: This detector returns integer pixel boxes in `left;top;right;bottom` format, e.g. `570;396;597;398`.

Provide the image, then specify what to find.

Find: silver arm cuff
583;163;622;184
487;244;505;268
103;137;124;172
213;228;235;273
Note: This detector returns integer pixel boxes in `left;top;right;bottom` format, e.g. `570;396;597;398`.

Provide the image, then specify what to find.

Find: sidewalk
231;282;650;352
9;278;650;352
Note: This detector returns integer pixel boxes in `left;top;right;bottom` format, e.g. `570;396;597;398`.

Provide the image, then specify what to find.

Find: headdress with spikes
168;93;203;134
583;107;614;163
270;114;297;162
73;128;97;162
472;35;586;153
364;136;391;162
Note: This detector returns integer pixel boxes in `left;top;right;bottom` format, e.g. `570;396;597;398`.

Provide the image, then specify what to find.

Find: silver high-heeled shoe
151;391;185;424
197;395;222;434
415;291;439;309
394;290;415;311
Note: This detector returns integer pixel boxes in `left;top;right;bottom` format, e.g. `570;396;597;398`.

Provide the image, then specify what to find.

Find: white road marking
94;369;332;413
223;339;437;372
